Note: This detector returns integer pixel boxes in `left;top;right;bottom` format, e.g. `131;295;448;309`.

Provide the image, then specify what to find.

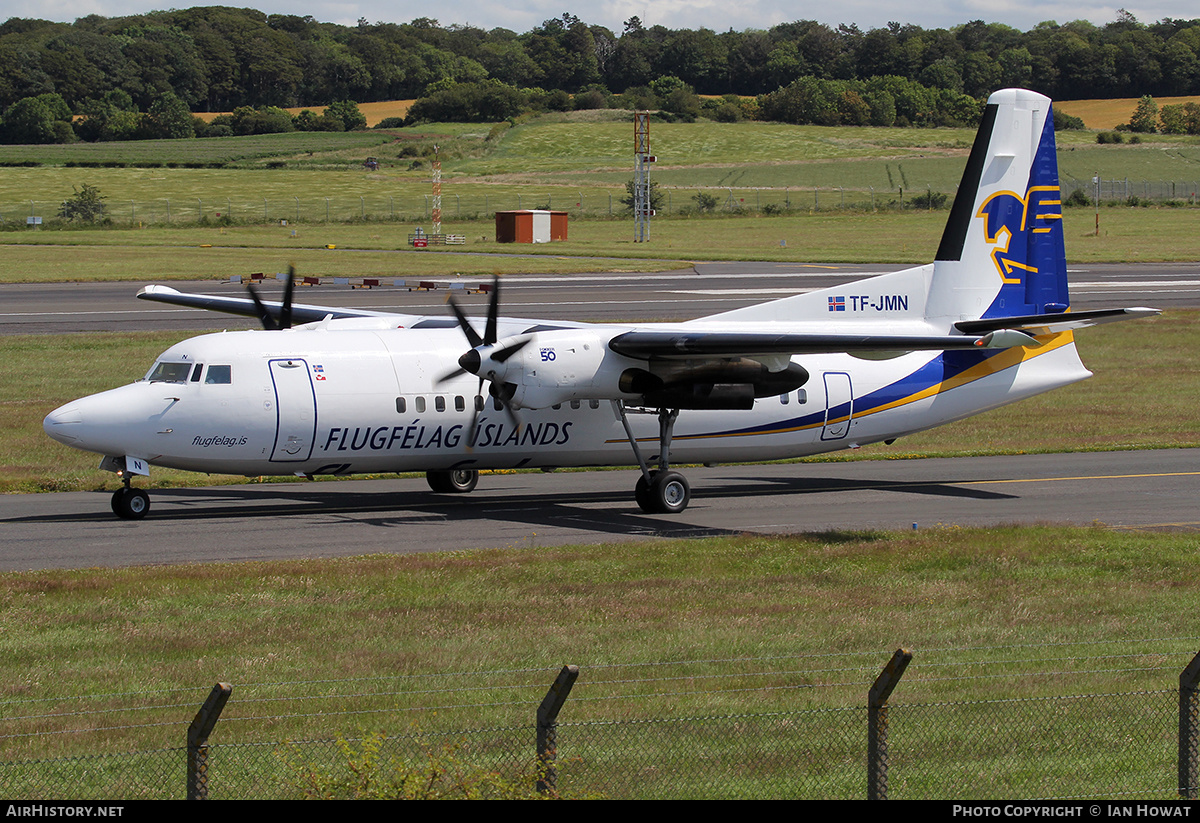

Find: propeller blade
280;265;295;330
484;276;500;345
446;295;484;349
246;283;279;330
491;336;531;364
436;365;468;384
492;382;522;433
464;377;486;450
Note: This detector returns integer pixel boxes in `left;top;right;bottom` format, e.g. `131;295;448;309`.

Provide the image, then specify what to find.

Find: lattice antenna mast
633;113;655;242
431;144;442;236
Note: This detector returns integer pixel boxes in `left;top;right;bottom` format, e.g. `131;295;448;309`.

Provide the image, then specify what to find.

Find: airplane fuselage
45;320;1091;481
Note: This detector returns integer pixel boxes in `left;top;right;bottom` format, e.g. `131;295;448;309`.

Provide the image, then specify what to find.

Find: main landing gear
426;469;480;494
614;402;691;514
111;480;150;520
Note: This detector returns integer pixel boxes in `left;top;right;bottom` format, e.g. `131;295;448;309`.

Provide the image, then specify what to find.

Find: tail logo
975;185;1063;284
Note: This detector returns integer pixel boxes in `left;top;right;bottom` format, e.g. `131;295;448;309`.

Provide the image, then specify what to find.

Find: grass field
2;112;1198;207
1;525;1197;799
1;204;1199;290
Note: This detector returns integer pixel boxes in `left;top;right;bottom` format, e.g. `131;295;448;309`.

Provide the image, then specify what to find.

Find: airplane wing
954;307;1161;336
136;285;397;325
607;328;1034;359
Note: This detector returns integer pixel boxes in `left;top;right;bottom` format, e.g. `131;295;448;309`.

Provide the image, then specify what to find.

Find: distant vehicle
44;89;1157;520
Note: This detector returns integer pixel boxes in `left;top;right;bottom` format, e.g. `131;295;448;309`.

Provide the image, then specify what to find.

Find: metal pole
187;682;232;800
1179;652;1200;798
536;665;579;794
867;648;912;800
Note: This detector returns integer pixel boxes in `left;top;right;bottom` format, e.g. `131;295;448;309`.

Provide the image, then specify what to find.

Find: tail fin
927;88;1069;322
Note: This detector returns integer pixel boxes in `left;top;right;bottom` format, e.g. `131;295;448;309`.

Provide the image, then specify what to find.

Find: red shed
495;210;568;243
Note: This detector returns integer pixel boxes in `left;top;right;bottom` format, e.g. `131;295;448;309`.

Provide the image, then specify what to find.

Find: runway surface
3;449;1197;572
3;260;1197;334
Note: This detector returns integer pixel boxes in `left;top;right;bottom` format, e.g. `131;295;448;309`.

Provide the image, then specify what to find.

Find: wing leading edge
136;285;396;325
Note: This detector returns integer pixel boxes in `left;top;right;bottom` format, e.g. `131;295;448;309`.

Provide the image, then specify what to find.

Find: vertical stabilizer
927;89;1068;323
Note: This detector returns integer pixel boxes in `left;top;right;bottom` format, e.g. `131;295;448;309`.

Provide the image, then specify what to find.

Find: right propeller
438;277;531;443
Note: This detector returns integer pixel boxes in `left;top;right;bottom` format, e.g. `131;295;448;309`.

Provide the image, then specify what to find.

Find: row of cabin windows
394;394;809;413
395;396;604;414
147;362;231;384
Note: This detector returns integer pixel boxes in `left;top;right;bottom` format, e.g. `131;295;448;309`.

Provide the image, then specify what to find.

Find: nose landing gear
111;480;150;520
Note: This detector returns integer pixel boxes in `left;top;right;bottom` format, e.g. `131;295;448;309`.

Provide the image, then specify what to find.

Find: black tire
112;488;150;520
635;470;691;514
634;472;656;513
426;469;479;494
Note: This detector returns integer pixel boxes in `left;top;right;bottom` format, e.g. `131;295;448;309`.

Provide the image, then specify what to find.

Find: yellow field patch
194;99;416;127
1056;96;1200;129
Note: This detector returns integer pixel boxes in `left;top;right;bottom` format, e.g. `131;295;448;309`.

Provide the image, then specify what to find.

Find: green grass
0;527;1197;798
0;130;399;168
2;203;1199;289
3;114;1198;215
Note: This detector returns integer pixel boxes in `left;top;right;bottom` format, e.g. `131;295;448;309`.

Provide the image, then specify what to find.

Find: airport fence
1;641;1198;799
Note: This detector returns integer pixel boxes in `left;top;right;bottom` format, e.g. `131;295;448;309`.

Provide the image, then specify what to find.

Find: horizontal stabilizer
955;307;1160;336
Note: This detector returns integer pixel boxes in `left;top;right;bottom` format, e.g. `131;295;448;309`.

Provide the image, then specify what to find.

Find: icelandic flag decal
313;364;326;381
828;296;845;312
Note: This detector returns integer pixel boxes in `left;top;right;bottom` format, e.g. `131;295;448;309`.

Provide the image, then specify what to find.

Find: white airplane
44;88;1158;520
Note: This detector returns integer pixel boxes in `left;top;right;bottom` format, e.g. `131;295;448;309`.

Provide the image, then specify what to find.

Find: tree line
1;6;1198;142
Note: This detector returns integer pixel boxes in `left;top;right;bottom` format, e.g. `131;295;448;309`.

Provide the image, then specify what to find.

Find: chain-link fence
1064;179;1200;205
2;644;1198;799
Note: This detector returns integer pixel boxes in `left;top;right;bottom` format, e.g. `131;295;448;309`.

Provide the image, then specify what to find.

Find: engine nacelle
502;330;641;409
618;358;809;410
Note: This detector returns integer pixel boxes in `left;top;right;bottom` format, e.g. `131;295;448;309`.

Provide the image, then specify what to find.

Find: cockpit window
205;365;232;384
147;362;192;383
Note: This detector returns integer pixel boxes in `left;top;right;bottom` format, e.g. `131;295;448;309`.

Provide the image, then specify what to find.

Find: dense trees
1;8;1199;142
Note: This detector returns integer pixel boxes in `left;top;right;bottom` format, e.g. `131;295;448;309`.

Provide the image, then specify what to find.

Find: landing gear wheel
635;470;691;514
426;469;479;494
111;487;150;520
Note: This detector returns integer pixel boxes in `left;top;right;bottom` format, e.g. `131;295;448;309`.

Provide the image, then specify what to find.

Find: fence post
536;665;579;795
867;648;912;800
187;682;232;800
1178;652;1200;798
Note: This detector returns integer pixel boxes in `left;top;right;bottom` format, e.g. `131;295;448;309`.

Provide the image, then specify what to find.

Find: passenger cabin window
415;397;427;413
205;365;232;384
147;362;192;383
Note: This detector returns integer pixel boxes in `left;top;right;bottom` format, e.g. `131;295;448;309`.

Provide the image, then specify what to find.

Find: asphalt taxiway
3;449;1197;571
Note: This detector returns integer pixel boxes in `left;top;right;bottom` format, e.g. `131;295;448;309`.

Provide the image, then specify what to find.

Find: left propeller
246;266;296;330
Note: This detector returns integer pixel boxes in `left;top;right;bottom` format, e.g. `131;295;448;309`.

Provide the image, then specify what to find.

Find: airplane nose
43;404;84;445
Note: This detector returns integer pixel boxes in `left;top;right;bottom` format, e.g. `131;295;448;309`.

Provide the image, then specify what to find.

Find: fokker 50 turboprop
45;89;1158;520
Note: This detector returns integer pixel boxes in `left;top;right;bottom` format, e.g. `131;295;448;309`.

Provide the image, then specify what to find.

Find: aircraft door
821;372;853;441
268;358;318;462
